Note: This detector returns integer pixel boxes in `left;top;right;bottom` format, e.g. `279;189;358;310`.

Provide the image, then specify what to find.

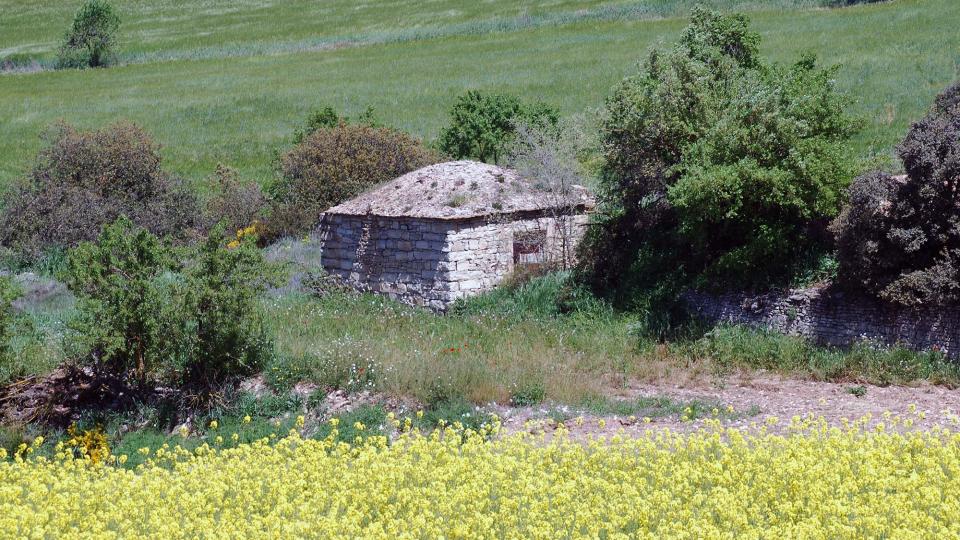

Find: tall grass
265;282;642;405
264;272;960;408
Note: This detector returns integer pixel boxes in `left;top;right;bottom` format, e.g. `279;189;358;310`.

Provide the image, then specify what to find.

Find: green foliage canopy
57;0;120;68
437;90;559;163
583;7;858;306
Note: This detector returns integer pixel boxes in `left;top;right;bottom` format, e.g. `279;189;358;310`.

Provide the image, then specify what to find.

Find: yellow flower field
2;418;959;539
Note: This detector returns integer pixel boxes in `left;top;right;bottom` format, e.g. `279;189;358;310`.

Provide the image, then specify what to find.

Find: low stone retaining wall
684;285;960;357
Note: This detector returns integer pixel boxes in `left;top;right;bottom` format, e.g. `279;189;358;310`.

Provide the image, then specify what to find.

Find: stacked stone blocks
318;212;588;311
685;286;960;358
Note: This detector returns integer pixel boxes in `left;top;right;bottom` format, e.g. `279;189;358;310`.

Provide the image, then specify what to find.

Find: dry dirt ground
494;375;960;439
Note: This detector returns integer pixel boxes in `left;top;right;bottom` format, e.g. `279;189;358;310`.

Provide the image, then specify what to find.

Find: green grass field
1;0;957;192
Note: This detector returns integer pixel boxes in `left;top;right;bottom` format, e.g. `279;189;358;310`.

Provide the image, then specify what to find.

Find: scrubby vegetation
437;90;559;163
0;122;199;262
833;82;960;306
581;7;858;314
200;165;270;238
268;123;441;238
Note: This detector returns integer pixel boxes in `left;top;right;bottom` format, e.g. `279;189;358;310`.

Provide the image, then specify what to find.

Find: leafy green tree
582;7;857;305
57;0;121;68
437;91;559;163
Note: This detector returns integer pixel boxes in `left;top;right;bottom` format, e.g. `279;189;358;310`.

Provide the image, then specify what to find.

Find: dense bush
268;123;440;238
65;217;282;386
0;122;199;261
57;0;120;68
437;90;559;163
581;8;857;307
833;82;960;306
65;217;187;382
183;225;284;385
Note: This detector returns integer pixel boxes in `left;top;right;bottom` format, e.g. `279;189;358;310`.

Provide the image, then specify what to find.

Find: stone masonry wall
317;214;455;311
685;285;960;357
444;214;590;303
317;212;590;311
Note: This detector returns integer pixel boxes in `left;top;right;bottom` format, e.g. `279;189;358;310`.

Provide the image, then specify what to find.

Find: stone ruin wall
684;286;960;358
317;212;590;311
444;213;590;301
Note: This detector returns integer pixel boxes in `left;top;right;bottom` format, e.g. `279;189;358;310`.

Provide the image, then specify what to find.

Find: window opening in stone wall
513;230;546;267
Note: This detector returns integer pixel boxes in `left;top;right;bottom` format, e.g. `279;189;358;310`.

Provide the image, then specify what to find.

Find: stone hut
317;160;594;310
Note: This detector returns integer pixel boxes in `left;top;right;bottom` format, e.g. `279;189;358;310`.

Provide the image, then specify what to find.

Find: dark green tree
833;81;960;306
582;7;858;308
57;0;121;68
65;217;186;382
437;91;558;163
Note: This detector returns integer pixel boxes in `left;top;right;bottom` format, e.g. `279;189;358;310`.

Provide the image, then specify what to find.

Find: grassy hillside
0;0;956;191
0;0;843;62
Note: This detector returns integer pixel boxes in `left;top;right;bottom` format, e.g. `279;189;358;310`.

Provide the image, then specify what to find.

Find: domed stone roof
325;160;594;220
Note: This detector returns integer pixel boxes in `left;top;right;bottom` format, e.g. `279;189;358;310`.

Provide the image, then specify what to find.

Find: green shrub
182;225;284;385
833;81;960;306
65;218;282;387
0;275;21;365
268;123;441;238
56;0;120;69
292;106;341;144
437;90;559;163
0;122;199;261
65;217;188;382
582;8;857;302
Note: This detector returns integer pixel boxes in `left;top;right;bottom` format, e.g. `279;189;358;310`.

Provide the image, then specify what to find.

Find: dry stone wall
317;212;590;311
685;286;960;357
318;214;455;311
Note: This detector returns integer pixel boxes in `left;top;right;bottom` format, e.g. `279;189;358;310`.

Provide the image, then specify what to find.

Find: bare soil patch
496;374;960;439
